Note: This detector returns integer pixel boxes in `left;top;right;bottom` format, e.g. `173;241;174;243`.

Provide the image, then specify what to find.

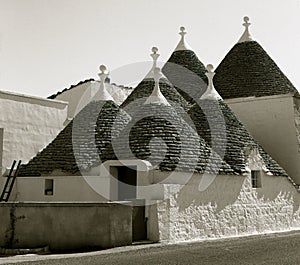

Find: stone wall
0;202;132;251
154;172;300;242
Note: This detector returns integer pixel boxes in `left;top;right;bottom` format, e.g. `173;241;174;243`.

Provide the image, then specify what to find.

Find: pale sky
0;0;300;98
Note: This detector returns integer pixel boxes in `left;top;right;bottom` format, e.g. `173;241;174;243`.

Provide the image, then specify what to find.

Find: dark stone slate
19;100;130;176
121;78;190;114
214;41;298;99
162;50;208;104
102;103;234;175
188;99;287;176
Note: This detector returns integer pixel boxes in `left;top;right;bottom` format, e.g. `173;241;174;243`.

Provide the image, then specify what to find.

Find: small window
45;179;54;195
251;171;261;188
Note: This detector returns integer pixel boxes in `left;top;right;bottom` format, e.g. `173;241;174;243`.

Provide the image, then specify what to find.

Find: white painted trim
224;93;294;104
0;90;68;108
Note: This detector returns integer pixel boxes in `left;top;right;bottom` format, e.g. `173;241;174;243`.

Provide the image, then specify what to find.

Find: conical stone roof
105;67;233;174
162;27;208;103
102;102;234;174
19;100;130;176
121;78;190;112
121;47;190;113
189;99;288;176
214;20;298;99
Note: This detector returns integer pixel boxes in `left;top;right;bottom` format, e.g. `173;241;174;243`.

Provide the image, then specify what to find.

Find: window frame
251;170;262;188
44;179;54;196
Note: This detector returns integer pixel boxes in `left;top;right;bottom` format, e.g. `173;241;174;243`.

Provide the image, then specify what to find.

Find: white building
48;78;132;122
3;17;300;245
0;90;68;174
213;17;300;186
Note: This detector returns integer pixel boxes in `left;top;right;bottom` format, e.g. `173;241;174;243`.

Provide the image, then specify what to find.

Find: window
251;171;261;188
45;179;54;195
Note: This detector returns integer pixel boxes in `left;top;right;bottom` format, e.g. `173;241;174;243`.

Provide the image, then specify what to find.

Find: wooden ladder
0;160;22;202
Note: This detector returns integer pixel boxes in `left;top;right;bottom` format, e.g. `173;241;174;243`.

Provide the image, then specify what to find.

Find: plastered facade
154;173;300;242
0;91;68;174
11;152;300;243
148;150;300;242
54;81;132;120
225;95;300;185
0;202;132;250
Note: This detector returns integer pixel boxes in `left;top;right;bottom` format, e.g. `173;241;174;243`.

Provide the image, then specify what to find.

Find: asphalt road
2;230;300;265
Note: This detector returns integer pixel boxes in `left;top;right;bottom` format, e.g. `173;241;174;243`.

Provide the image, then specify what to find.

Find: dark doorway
117;166;137;201
132;200;147;241
113;165;147;241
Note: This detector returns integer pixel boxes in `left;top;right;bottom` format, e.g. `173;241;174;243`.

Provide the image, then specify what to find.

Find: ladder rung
0;160;22;202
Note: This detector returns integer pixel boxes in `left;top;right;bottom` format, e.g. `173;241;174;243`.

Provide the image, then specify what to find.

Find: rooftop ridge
47;78;94;99
47;78;132;100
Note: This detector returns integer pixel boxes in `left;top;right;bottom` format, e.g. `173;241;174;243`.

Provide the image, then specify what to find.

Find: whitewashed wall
11;151;300;243
13;169;300;242
12;176;107;202
152;172;300;242
0;91;68;174
225;94;300;185
54;81;132;120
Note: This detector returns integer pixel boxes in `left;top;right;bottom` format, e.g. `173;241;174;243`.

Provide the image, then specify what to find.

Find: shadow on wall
177;174;244;213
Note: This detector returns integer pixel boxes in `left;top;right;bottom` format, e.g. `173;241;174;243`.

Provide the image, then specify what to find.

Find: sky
0;0;300;98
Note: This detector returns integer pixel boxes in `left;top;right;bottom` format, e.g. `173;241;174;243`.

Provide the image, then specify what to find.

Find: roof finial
145;47;160;78
200;64;222;100
151;47;159;66
238;16;253;43
174;26;192;51
93;64;114;101
98;65;108;83
144;67;170;106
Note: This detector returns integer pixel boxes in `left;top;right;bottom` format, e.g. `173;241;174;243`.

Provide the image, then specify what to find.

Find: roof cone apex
174;26;192;51
144;67;170;106
200;64;223;100
94;65;114;102
238;16;254;43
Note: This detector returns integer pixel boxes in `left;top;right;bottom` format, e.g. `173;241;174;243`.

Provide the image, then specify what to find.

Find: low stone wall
0;202;132;251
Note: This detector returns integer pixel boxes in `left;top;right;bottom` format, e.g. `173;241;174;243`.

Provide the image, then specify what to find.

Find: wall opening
117;166;137;201
251;170;262;188
108;163;147;241
44;179;54;195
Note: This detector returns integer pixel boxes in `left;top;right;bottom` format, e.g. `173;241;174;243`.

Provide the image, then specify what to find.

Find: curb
0;246;49;256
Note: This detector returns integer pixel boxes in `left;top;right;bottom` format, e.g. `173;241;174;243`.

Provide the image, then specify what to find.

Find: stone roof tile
189;99;288;176
121;78;190;113
214;41;298;99
19;100;130;176
162;50;208;103
102;103;235;175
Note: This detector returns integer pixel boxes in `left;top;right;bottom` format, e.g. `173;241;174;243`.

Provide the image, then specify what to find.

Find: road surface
1;230;300;264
